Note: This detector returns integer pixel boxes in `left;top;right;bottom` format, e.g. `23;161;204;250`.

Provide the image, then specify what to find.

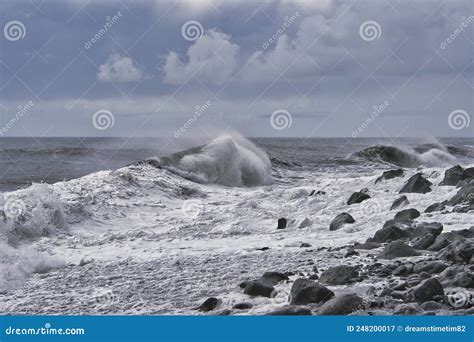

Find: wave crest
147;136;274;187
353;144;457;167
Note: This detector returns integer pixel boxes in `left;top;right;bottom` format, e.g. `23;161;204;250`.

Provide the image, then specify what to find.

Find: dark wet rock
413;260;448;274
318;294;363;315
394;303;422;315
410;222;444;249
277;218;287;229
420;301;448;311
440;165;465;186
392;263;414;276
213;309;230;316
438;240;474;263
448;184;474;205
390;195;409;210
411;234;437;250
347;191;370;205
369;222;411;243
267;306;312;316
399;173;432;194
380;288;394;297
233;302;253;310
289;278;334;305
329;213;355;231
243;281;276;298
391;290;406;300
410;278;444;303
425;202;446;213
344;247;359;258
394;208;420;221
353;242;382;250
375;169;404;184
310;190;326;196
378;241;421;260
453;272;474;288
411;222;444;237
389;279;407;291
428;227;474;251
300;243;312;248
259;272;289;286
308;274;319;280
319;265;359;285
197;297;219;312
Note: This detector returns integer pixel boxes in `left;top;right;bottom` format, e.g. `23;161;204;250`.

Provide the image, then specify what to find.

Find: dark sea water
0;137;473;192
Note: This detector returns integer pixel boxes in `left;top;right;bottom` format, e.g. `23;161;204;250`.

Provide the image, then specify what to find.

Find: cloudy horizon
0;0;472;138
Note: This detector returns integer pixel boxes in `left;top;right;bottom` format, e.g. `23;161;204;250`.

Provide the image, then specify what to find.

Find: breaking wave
144;136;274;187
352;144;458;167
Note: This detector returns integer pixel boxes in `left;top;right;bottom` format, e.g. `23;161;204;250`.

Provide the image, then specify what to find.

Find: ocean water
1;137;473;191
0;136;473;314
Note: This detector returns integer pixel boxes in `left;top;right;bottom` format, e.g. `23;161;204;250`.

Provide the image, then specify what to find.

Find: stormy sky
0;0;472;138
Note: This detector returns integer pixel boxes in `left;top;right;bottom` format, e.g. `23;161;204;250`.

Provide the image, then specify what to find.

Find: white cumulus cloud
97;53;143;83
163;29;239;85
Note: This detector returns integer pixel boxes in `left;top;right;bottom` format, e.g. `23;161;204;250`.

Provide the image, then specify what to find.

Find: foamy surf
0;136;472;314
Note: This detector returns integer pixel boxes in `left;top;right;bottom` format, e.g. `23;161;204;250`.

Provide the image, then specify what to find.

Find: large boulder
438;240;474;263
413;260;448;274
463;167;474;181
258;272;289;286
347;191;370;205
329;213;355;231
410;278;444;303
399;173;432;194
428;227;474;251
408;222;443;250
378;241;421;259
243;281;277;298
448;184;474;206
375;169;404;184
197;297;219;312
425;202;446;213
319;265;359;285
369;221;412;243
440;165;465;186
289;278;334;305
391;195;409;210
317;294;363;315
394;208;420;221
